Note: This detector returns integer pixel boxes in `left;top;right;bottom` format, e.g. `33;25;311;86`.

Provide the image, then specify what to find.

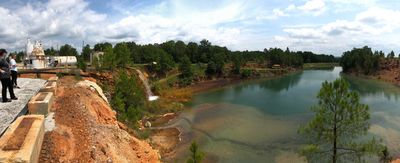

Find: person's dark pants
11;70;17;86
1;78;16;102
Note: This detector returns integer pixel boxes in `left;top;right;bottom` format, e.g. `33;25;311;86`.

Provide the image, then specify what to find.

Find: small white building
24;39;77;69
25;40;47;69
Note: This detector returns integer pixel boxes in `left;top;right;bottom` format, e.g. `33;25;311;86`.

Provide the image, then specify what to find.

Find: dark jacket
0;58;10;79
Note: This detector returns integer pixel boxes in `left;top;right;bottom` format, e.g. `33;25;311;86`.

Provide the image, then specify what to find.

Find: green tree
94;42;112;52
199;39;211;63
187;42;199;63
44;47;57;56
175;40;187;63
160;40;176;61
387;51;395;59
379;146;392;163
101;46;116;70
179;56;193;86
59;44;78;56
16;51;24;62
299;78;383;163
114;42;131;67
340;46;379;75
77;56;87;71
213;53;225;76
232;53;242;74
112;71;145;127
126;42;141;63
156;51;175;76
81;44;91;61
205;61;217;77
186;141;204;163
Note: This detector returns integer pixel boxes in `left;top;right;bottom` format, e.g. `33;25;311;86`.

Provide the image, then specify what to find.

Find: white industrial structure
24;39;77;69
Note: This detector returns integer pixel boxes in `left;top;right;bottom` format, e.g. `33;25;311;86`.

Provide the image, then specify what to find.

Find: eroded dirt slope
39;77;160;163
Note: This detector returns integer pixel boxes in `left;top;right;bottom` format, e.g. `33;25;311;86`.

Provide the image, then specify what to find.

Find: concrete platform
0;78;46;136
0;115;45;163
28;92;54;115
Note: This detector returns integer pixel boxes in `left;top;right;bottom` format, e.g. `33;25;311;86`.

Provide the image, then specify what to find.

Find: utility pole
82;40;85;55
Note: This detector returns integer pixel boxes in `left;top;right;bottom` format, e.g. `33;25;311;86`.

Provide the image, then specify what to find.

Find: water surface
170;67;400;163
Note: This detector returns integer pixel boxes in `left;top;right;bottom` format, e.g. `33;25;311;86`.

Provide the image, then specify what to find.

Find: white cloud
257;0;327;20
298;0;326;16
0;0;245;52
1;0;400;55
274;6;400;54
0;0;107;50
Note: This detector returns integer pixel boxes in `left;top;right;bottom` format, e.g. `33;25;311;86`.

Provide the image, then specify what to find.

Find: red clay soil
354;59;400;85
39;76;160;163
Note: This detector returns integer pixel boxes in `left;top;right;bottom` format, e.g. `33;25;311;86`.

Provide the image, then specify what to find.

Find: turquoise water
170;67;400;163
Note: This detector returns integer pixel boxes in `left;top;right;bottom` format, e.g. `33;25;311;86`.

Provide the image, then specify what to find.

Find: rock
90;146;96;159
107;157;113;163
101;146;106;155
144;121;152;128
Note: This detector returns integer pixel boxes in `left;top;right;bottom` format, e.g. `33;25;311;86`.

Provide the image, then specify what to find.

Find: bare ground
39;76;160;163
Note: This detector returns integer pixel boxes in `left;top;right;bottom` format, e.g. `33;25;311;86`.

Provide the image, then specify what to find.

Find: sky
1;0;400;56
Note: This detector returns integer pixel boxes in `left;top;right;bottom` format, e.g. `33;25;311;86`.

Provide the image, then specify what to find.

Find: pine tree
299;78;384;163
179;56;193;86
186;141;204;163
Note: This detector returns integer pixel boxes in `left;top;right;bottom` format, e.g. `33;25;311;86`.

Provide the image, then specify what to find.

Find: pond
169;67;400;163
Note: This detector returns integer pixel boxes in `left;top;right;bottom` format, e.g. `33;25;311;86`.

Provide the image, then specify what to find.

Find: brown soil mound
39;76;160;163
150;128;180;158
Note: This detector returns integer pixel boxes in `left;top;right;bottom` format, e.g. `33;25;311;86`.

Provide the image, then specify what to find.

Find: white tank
25;39;33;58
53;56;77;66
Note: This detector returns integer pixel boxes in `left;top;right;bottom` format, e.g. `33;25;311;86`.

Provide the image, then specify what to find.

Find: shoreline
342;71;400;87
148;68;303;161
190;68;302;94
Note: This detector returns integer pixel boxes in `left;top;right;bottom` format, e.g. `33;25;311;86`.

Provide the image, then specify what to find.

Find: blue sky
1;0;400;55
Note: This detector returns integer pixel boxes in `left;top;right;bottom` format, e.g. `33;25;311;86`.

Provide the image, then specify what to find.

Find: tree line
38;39;337;85
40;39;336;68
340;46;399;75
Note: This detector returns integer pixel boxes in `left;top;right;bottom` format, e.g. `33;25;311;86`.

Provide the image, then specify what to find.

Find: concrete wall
39;81;57;95
0;115;45;163
28;92;54;116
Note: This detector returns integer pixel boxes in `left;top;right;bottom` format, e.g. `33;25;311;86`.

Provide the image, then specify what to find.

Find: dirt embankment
349;59;400;85
375;59;400;85
189;68;300;94
39;77;160;163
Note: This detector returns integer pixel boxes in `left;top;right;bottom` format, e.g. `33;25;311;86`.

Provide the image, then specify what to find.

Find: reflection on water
343;74;400;100
170;67;400;162
258;72;302;93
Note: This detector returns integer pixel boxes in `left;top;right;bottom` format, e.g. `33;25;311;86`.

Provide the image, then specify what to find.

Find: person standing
0;49;17;103
10;54;20;88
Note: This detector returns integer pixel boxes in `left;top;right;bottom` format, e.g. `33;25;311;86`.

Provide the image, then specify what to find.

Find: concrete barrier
28;92;54;115
39;81;57;95
48;76;58;82
0;115;45;163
